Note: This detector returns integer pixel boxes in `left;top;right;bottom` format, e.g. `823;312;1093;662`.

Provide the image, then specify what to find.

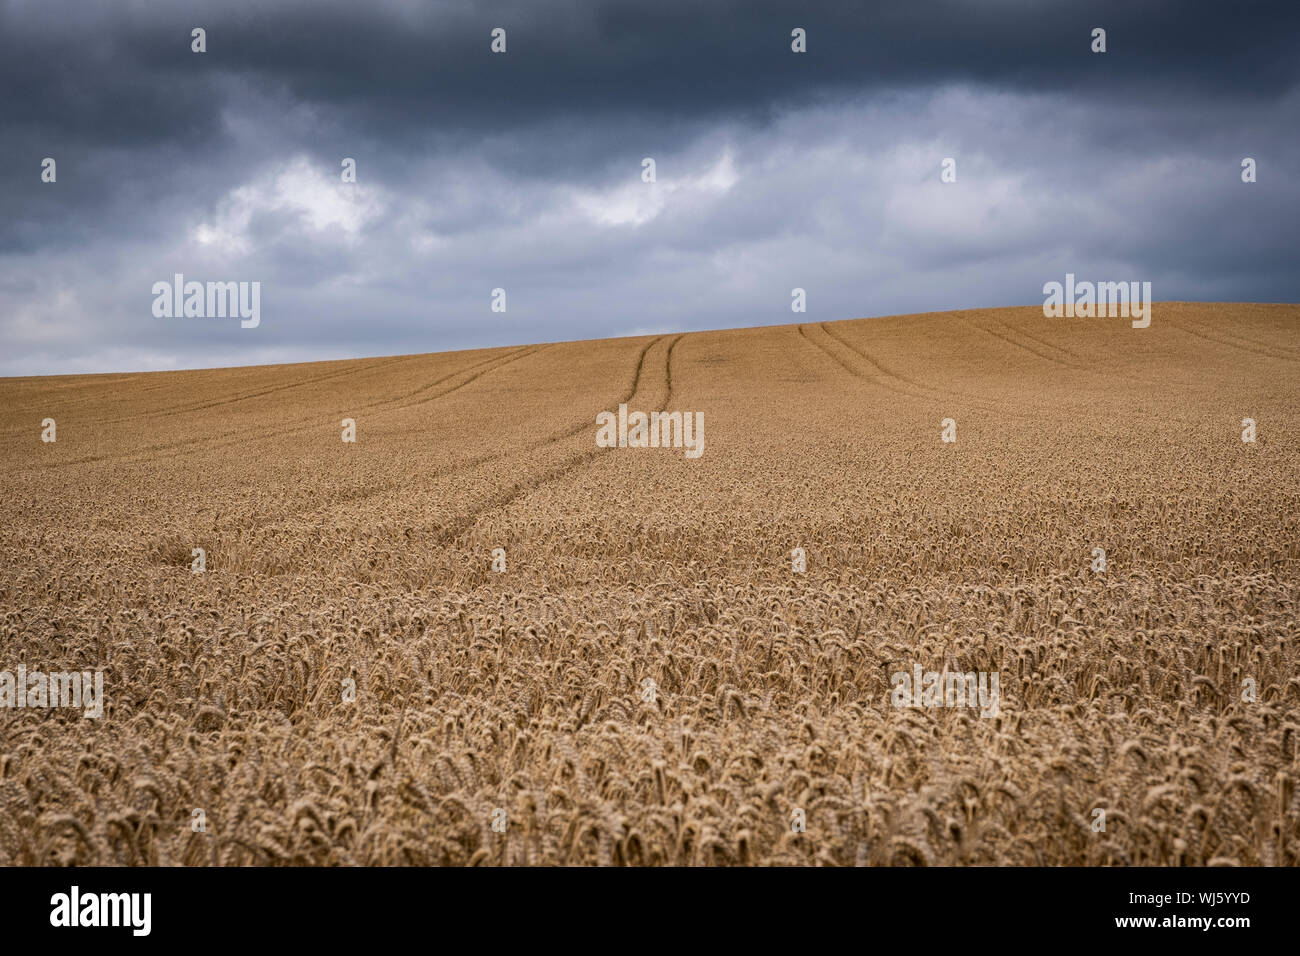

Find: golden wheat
0;303;1296;865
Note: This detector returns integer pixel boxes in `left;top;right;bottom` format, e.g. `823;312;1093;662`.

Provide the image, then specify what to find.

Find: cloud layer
2;0;1297;374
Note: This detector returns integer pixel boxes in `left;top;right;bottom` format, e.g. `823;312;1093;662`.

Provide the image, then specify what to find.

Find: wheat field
0;303;1296;866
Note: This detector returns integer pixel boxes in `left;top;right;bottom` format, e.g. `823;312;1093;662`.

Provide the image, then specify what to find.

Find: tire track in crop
75;356;407;430
378;334;662;476
797;324;929;404
970;320;1085;370
0;356;405;440
284;335;669;526
985;317;1208;394
832;317;1170;416
819;322;943;398
0;374;172;421
122;357;405;423
1173;318;1300;364
804;321;1060;424
995;320;1088;364
823;321;1021;414
478;333;662;447
0;350;447;455
427;334;684;546
367;346;540;410
1225;327;1300;355
446;334;664;452
1176;318;1300;363
3;347;546;475
806;321;1031;419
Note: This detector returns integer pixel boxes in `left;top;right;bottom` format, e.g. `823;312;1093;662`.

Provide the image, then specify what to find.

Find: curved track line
802;322;1050;423
819;322;940;395
2;346;549;475
98;357;403;426
372;347;535;410
797;325;859;378
981;318;1211;396
816;322;1028;417
395;346;548;409
0;356;406;439
0;374;172;420
994;320;1086;362
427;334;685;547
1173;320;1300;364
1176;318;1300;363
797;325;926;403
125;357;401;423
277;336;671;527
971;320;1084;370
1225;328;1300;355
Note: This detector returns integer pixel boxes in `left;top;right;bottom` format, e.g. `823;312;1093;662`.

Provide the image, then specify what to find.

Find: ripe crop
1;303;1296;866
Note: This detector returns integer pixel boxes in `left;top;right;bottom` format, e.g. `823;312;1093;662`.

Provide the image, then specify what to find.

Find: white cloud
193;155;386;254
572;148;739;227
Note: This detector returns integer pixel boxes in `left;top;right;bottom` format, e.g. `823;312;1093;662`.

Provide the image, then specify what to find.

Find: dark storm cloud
6;0;1296;139
0;0;1296;374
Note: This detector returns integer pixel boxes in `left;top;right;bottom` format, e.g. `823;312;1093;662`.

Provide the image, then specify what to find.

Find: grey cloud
0;0;1296;374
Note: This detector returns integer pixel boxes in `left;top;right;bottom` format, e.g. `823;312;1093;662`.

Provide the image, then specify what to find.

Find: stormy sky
2;0;1297;375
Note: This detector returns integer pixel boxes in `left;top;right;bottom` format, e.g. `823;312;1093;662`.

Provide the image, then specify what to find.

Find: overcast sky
2;0;1297;375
